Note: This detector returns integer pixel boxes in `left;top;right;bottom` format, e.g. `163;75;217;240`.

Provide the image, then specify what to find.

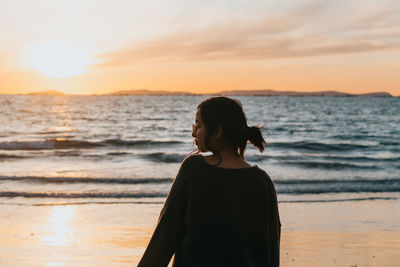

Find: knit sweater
138;154;281;267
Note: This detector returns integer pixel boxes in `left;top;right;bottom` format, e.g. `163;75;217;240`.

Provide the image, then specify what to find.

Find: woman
138;97;281;267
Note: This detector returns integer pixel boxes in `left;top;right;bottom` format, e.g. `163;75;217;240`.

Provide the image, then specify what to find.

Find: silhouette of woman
138;97;281;267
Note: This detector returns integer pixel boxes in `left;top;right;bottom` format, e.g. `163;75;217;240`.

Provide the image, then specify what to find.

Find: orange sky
0;0;399;96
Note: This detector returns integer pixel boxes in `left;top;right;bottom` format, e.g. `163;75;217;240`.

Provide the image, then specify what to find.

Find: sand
0;197;399;266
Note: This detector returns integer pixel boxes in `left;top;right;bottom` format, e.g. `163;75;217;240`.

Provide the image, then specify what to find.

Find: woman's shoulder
253;166;275;184
253;165;271;178
178;154;204;174
182;153;203;166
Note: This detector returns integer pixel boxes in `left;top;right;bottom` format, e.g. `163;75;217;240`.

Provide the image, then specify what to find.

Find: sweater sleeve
137;156;192;267
265;173;281;267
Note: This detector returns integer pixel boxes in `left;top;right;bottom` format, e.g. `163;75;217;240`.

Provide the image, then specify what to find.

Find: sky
0;0;399;95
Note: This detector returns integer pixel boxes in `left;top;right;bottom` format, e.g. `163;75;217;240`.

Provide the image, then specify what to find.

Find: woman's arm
137;157;192;267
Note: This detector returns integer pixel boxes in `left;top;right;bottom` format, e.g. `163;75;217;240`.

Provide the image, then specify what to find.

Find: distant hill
109;89;393;97
219;90;393;97
28;90;64;95
5;89;393;97
110;89;195;96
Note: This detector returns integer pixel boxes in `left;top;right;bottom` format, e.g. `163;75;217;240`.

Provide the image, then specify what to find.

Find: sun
23;40;96;78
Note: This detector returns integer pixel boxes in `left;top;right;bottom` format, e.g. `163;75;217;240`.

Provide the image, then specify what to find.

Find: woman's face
192;108;209;152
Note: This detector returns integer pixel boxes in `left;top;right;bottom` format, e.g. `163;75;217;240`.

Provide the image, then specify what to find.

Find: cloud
96;0;400;66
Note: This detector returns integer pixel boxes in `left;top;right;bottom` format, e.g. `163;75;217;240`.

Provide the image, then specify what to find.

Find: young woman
138;97;281;267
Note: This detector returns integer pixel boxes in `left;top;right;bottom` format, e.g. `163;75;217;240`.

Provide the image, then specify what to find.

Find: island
111;89;194;96
2;89;395;97
219;90;393;97
27;90;65;95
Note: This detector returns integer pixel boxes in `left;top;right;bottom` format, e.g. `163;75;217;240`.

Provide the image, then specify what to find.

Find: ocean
1;95;399;206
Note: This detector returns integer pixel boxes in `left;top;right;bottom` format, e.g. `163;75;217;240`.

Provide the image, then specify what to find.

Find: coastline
1;89;395;97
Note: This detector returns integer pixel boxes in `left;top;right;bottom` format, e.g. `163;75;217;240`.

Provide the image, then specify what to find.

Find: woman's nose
191;125;196;138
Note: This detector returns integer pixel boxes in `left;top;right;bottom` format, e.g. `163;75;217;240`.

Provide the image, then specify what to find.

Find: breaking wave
0;139;184;150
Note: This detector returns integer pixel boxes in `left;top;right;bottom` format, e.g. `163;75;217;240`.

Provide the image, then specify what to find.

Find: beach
1;195;399;266
1;0;400;264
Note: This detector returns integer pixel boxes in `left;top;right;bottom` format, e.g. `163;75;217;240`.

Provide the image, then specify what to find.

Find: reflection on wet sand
41;206;76;247
1;202;399;266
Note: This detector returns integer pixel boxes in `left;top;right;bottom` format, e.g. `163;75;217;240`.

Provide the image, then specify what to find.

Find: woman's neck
204;147;252;168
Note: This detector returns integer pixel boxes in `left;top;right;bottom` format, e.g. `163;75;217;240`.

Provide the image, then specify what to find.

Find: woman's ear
215;126;223;139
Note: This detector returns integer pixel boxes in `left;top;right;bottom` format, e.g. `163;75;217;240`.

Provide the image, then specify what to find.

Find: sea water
0;95;399;205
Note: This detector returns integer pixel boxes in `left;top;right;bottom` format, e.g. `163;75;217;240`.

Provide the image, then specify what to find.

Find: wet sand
1;198;399;266
281;231;400;266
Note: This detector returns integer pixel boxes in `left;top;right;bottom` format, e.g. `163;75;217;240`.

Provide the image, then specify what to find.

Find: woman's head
192;97;266;160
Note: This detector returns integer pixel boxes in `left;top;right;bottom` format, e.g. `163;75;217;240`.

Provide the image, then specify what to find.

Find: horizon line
0;89;397;97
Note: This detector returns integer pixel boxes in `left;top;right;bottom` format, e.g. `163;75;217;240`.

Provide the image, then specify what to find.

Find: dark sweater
138;154;281;267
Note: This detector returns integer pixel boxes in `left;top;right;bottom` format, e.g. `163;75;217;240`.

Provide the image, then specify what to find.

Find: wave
320;155;400;163
103;139;182;146
54;150;186;162
0;176;173;184
107;151;131;156
0;191;166;199
142;152;187;163
280;161;379;170
274;178;400;194
272;127;322;133
0;140;102;150
1;176;400;196
0;154;27;160
2;139;382;152
269;141;371;151
246;154;399;167
274;178;400;184
1;182;399;198
51;151;132;158
0;139;184;150
1;139;396;161
137;117;177;121
0;201;165;206
380;141;400;146
3;196;397;206
279;196;398;203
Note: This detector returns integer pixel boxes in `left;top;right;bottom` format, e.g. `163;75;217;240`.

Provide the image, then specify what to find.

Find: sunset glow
23;41;95;78
0;0;399;95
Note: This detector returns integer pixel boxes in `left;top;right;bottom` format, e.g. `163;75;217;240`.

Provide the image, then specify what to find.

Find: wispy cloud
96;0;400;67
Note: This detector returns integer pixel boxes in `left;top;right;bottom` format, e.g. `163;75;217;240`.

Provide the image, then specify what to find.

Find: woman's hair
197;97;266;163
